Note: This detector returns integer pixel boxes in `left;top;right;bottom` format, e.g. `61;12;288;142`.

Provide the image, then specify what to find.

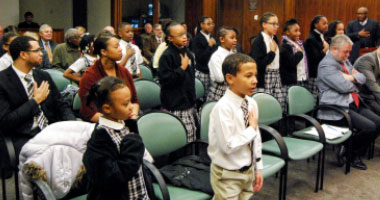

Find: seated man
52;28;81;70
143;23;164;63
317;34;380;170
354;47;380;115
39;24;57;64
0;36;76;173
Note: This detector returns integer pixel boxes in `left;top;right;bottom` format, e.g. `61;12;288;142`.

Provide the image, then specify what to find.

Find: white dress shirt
153;42;168;69
0;53;13;71
118;39;143;74
68;54;97;73
208;46;234;84
262;32;280;70
360;18;368;26
377;53;380;70
208;89;263;172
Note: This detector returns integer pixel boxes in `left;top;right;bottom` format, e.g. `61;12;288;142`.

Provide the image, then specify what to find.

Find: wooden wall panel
185;0;203;36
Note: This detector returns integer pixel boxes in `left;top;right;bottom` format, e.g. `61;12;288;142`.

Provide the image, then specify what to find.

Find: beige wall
87;0;111;34
0;0;19;27
19;0;73;30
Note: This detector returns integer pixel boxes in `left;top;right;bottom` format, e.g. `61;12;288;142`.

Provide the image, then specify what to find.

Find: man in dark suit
317;35;380;170
346;7;380;64
38;24;57;66
354;47;380;115
0;36;75;170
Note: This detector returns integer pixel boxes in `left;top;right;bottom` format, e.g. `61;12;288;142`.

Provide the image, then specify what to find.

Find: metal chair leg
282;163;288;200
314;152;321;193
2;169;7;200
15;170;19;200
320;148;325;190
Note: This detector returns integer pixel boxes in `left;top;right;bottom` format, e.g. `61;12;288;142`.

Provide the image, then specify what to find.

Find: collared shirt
12;65;40;129
0;53;13;71
118;39;143;75
155;36;163;45
41;40;51;51
285;37;308;81
208;46;234;84
208;89;263;172
314;29;326;42
68;54;97;73
153;42;168;69
200;31;210;42
262;31;280;70
360;18;368;26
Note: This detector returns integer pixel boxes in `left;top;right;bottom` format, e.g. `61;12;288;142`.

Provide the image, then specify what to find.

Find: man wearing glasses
346;7;380;64
0;36;75;176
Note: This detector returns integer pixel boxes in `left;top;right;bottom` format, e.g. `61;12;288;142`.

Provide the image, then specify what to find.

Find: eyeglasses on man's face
25;47;44;53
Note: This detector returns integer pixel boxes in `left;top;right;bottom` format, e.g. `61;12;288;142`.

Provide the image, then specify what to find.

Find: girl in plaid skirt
83;77;151;200
193;16;218;98
207;27;238;101
249;12;287;111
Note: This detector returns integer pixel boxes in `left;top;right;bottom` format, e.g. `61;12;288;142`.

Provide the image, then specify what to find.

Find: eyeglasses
203;22;215;26
357;12;367;15
266;22;280;27
171;33;187;38
25;47;44;53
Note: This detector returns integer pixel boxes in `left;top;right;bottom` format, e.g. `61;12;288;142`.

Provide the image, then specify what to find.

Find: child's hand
180;53;190;70
253;170;263;192
126;46;136;57
248;107;258;130
209;38;216;47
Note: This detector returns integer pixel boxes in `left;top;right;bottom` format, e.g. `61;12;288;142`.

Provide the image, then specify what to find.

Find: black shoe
336;146;346;167
351;157;367;170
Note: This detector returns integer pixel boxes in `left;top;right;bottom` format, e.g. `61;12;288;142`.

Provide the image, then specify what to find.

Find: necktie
127;44;138;76
158;39;161;45
241;99;249;128
45;42;53;64
24;74;48;130
340;64;360;107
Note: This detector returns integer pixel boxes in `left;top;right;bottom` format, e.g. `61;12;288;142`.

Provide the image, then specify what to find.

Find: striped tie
24;74;48;130
241;99;249;128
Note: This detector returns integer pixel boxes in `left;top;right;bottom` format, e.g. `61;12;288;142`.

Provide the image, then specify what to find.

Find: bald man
346;7;380;64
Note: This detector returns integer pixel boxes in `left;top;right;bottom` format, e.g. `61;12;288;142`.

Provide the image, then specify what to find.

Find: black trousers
321;103;380;156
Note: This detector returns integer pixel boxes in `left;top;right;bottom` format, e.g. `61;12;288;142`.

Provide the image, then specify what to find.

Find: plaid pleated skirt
256;69;287;111
169;107;198;142
207;81;229;102
306;77;318;102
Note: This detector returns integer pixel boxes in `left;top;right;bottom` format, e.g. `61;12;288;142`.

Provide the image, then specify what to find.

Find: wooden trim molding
111;0;122;31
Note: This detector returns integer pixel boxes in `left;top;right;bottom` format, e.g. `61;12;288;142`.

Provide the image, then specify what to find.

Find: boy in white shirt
208;53;263;200
117;22;143;79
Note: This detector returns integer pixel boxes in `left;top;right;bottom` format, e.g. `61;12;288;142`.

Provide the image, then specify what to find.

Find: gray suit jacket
354;51;380;100
317;52;366;120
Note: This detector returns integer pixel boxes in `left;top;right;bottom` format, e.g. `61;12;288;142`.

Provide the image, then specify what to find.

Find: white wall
0;0;19;27
19;0;73;31
87;0;111;34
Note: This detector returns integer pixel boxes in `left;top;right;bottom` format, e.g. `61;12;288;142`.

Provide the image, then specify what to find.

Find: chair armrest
259;125;289;160
286;114;326;144
3;136;17;168
143;160;170;200
314;105;352;130
31;179;57;200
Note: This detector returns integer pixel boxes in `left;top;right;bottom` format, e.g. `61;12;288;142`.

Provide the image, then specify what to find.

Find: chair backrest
44;69;71;92
252;93;283;125
134;80;161;111
195;78;205;100
72;93;81;111
140;64;154;81
288;86;315;115
200;101;217;141
137;112;188;157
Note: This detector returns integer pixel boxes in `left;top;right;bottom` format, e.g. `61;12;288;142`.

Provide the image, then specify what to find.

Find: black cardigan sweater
249;33;280;88
83;119;145;200
158;43;196;110
192;33;217;73
279;39;304;86
304;31;325;78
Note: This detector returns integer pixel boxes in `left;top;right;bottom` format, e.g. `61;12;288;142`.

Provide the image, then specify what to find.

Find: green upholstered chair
72;93;81;112
44;69;71;92
253;93;324;198
195;78;205;100
140;64;154;81
138;111;211;200
288;86;353;176
134;80;161;112
199;101;217;142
